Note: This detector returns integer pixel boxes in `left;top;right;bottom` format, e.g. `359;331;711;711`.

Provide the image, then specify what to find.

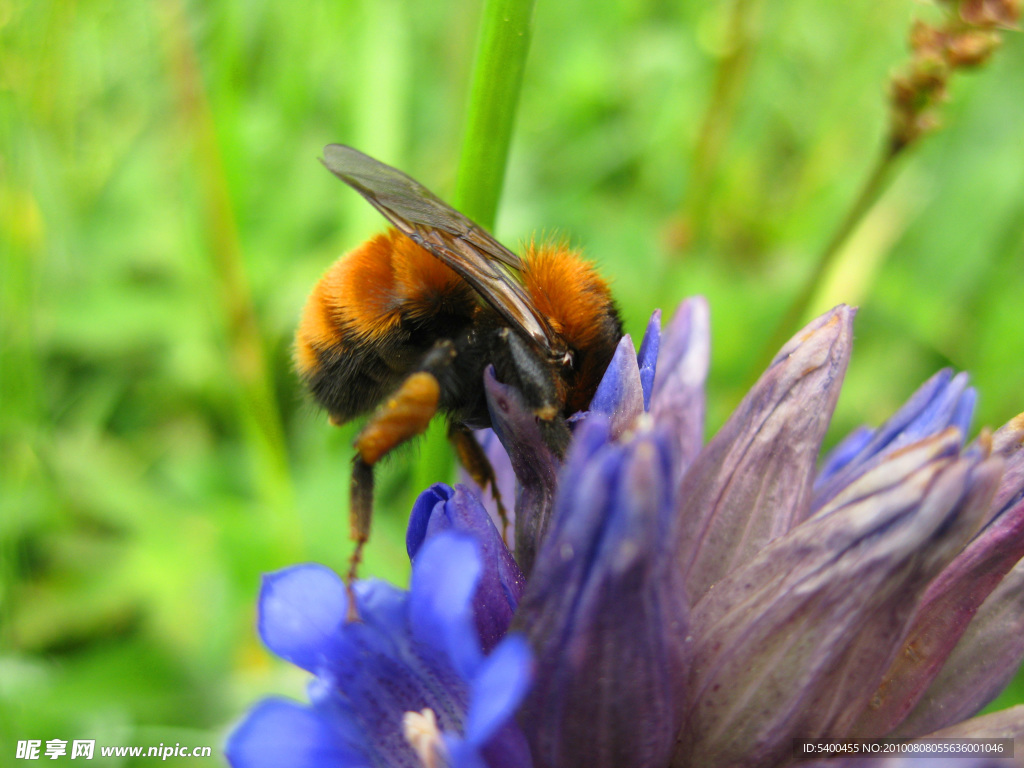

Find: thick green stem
411;0;537;499
453;0;537;229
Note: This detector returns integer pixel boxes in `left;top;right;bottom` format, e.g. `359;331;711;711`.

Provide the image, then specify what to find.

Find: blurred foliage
1;0;1022;764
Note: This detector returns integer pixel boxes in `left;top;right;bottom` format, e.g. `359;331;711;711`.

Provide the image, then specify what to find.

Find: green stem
453;0;537;229
410;0;536;500
751;145;900;378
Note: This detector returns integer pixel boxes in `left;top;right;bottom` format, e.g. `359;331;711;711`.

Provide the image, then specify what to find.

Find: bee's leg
447;422;511;544
347;364;446;604
344;342;457;608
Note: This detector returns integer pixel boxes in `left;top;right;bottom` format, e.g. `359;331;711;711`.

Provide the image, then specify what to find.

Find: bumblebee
296;145;622;580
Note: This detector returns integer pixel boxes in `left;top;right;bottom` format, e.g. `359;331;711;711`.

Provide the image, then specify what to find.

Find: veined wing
321;144;562;357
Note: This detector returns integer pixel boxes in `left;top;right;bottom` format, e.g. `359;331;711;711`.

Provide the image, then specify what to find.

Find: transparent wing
321;144;561;356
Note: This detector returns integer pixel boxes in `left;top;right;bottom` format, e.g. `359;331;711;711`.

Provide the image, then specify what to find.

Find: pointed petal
406;483;525;653
674;305;854;602
517;426;690;768
484;367;560;575
637;309;661;411
589;334;645;437
817;425;874;485
849;456;1005;736
851;413;1024;736
457;429;518;547
813;369;976;510
678;433;984;768
893;556;1024;737
650;297;710;476
988;412;1024;526
992;413;1024;458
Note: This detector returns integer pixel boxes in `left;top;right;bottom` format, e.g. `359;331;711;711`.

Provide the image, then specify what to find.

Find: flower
225;527;534;768
229;298;1024;768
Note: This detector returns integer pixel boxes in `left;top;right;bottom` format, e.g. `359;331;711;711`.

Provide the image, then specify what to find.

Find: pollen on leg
354;372;441;464
403;708;447;768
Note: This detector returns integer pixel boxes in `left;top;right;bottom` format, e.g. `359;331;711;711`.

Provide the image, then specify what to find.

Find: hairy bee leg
346;369;443;596
447;422;511;545
344;458;374;620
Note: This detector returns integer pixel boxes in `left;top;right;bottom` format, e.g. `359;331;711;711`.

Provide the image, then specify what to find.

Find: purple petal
848;414;1024;736
636;309;661;411
679;432;984;768
924;704;1024;739
992;414;1024;457
673;305;854;603
650;297;710;477
988;413;1024;526
257;565;347;674
893;556;1024;737
484;367;560;576
517;426;689;768
589;334;644;437
225;699;363;768
849;456;1005;737
457;429;518;547
407;483;525;653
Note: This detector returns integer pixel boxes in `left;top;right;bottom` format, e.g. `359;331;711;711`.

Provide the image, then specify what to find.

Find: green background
3;0;1023;764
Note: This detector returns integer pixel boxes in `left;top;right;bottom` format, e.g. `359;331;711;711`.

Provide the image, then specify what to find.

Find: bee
296;145;622;581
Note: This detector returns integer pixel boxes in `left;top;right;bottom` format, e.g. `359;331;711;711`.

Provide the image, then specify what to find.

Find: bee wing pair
321;144;563;359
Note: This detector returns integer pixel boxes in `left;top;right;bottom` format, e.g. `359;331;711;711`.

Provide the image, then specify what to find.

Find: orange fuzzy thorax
520;242;615;353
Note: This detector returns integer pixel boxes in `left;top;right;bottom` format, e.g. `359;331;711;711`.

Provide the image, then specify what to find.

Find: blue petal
636;309;661;411
406;483;525;653
516;429;689;768
812;369;976;511
445;743;489;768
464;634;534;743
817;425;874;485
649;298;710;476
406;484;448;561
225;698;364;768
258;565;347;674
951;385;977;438
865;369;963;453
351;579;408;644
589;334;644;436
409;532;484;679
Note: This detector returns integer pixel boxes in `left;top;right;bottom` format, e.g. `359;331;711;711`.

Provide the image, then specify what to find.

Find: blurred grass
2;0;1023;763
